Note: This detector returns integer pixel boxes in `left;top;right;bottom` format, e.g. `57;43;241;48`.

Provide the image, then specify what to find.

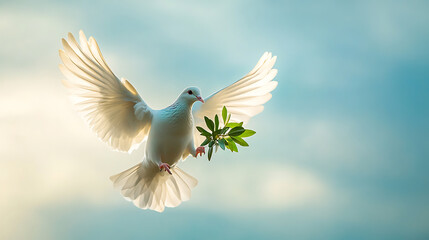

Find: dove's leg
159;163;172;175
187;139;205;158
195;146;205;157
149;152;172;175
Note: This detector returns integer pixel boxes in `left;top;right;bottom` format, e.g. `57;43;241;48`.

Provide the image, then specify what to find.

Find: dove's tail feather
110;161;198;212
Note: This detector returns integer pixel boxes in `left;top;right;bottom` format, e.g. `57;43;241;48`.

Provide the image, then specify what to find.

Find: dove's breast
146;107;194;165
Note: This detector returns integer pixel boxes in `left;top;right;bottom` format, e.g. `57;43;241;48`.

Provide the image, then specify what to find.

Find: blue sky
0;1;428;239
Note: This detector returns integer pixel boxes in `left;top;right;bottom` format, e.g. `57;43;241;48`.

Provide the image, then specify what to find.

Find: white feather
60;31;152;153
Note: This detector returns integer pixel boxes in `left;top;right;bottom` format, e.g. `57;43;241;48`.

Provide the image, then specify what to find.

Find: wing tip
61;78;72;88
271;68;278;77
272;81;279;90
79;30;88;43
89;36;96;45
61;37;67;45
263;52;277;61
271;55;277;62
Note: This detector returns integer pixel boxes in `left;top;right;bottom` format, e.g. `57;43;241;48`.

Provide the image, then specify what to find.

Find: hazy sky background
1;1;428;239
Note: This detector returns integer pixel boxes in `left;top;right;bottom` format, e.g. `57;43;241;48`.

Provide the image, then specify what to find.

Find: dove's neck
169;98;194;114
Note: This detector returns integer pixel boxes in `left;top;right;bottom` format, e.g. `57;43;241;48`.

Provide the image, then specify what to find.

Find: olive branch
196;106;256;161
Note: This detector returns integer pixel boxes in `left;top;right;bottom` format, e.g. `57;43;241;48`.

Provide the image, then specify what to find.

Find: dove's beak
196;96;204;103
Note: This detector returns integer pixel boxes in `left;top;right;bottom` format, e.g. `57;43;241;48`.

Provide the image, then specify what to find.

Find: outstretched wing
59;30;152;153
193;52;278;145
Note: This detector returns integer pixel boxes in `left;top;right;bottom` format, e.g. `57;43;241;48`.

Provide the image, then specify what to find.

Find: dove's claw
196;146;205;157
159;163;172;175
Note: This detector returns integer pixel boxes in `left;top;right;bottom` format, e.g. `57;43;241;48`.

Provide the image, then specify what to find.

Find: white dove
59;30;278;212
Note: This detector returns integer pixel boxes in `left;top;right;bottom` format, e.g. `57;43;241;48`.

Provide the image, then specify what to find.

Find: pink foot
159;163;172;175
196;146;205;157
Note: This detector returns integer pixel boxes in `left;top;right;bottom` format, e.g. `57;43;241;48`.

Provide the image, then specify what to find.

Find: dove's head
179;87;204;104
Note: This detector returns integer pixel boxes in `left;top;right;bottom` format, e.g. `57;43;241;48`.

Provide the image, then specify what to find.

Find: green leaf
208;146;213;160
200;132;211;138
240;129;256;138
209;140;215;148
201;133;212;138
220;127;230;134
196;126;207;133
229;140;238;152
214;115;219;131
196;127;211;137
228;126;245;136
226;122;243;128
225;137;232;150
218;138;226;150
231;136;249;146
225;137;238;152
201;138;211;146
222;106;227;123
224;139;230;150
213;129;222;139
204;116;214;131
226;114;231;125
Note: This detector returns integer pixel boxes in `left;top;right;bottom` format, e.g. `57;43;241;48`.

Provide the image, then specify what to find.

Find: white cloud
186;161;330;211
0;6;77;68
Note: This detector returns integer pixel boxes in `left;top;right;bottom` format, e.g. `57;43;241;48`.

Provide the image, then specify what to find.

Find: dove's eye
187;90;193;95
